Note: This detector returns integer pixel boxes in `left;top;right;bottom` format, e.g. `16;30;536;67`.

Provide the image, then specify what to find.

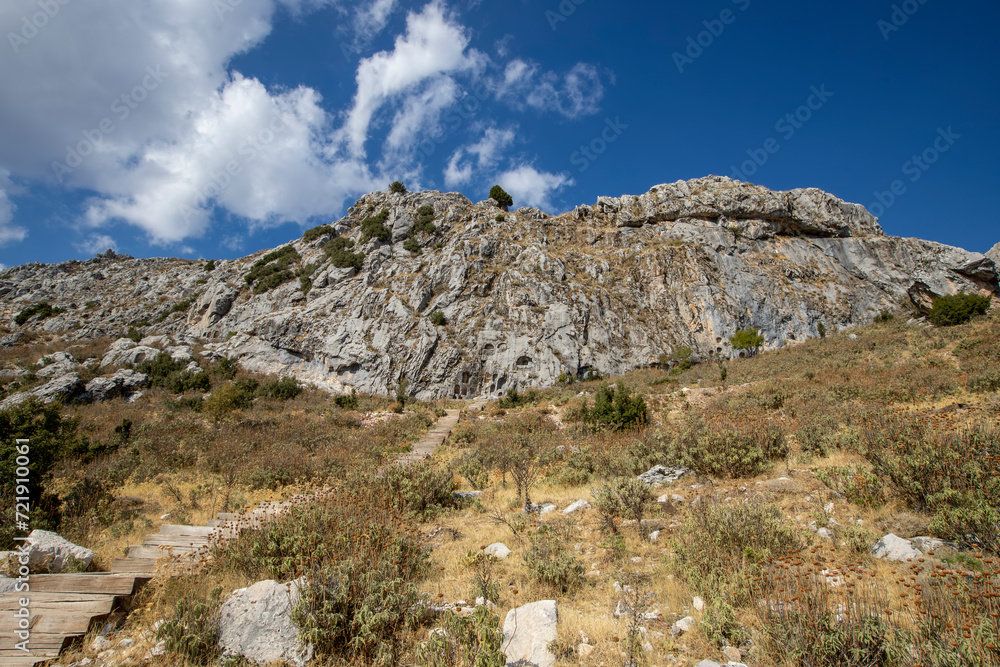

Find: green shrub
579;385;648;430
669;416;788;478
202;380;256;419
15;302;64;326
155;297;196;323
260;376;302;401
730;327;765;356
157;586;222;665
334;389;358;410
403;237;421;255
244;245;301;293
817;321;827;338
324;236;365;271
412;205;437;235
489;185;513;210
495;214;505;222
380;462;457;519
928;293;991;326
389;181;407;193
203;259;216;272
303;224;335;242
416;607;506;667
658;345;693;371
671;496;799;601
522;525;584;593
815;465;885;508
861;415;1000;551
361;209;391;243
429;310;446;326
135;354;211;393
592;476;651;535
497;387;538;409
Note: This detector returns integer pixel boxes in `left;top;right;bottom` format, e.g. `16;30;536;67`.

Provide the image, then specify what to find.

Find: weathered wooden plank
109;558;158;574
158;524;216;537
26;573;144;595
0;593;115;615
0;609;97;635
1;654;58;667
142;535;209;547
127;545;197;559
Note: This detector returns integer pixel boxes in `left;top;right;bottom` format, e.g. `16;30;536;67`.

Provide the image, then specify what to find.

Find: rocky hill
1;176;997;399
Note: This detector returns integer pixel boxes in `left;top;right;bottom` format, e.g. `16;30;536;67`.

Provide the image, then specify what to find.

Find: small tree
395;378;410;410
817;322;827;339
730;327;765;357
388;181;407;194
928;293;991;326
489;185;513;211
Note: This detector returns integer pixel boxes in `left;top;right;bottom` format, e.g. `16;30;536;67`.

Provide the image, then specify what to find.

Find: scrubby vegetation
928;292;991;326
15;302;65;326
324;235;365;271
5;303;1000;667
244;245;301;294
302;224;335;243
361;209;391;243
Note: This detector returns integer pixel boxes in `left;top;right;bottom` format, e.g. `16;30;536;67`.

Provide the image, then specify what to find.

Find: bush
495;214;505;222
389;180;407;193
522;525;584;593
260;376;302;401
15;302;64;326
860;415;1000;551
671;496;799;601
157;586;222;665
416;607;506;667
592;476;651;534
658;345;693;371
244;245;301;293
136;354;211;393
429;310;446;326
202;380;256;420
324;236;365;271
579;385;648;430
303;224;335;242
489;185;513;210
334;388;358;410
928;293;991;326
412;205;437;235
214;478;428;667
380;462;457;519
497;387;538;409
815;465;885;508
730;327;765;356
361;209;391;243
203;259;216;272
403;237;421;255
669;416;788;478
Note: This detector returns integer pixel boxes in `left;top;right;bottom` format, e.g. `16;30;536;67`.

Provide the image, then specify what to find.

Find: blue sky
1;0;997;268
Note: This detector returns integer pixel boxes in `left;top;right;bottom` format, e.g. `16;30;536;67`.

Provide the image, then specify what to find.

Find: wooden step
1;655;58;667
0;592;115;616
158;524;216;537
109;558;158;574
142;535;210;548
126;545;198;560
0;607;98;636
26;573;147;595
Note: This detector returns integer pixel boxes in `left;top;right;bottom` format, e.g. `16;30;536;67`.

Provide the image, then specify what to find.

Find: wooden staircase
0;402;481;665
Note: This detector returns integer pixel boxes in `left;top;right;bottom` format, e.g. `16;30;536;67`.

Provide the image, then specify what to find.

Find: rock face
988;242;1000;266
1;177;997;399
503;600;558;667
218;578;314;667
85;369;149;402
24;530;94;573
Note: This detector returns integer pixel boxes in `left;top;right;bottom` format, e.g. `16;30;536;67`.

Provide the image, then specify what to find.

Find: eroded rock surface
1;177;996;399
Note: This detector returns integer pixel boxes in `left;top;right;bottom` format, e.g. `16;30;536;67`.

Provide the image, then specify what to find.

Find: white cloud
74;234;119;256
444;125;516;187
499;61;604;119
496;164;574;212
0;170;27;247
343;2;480;156
384;76;460;156
355;0;397;37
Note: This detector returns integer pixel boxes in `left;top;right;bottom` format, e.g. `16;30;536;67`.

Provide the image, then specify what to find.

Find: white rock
218;578;315;667
817;527;834;540
537;503;557;515
484;543;511;559
578;643;595;657
872;533;920;562
649;530;661;542
693;596;705;611
561;499;591;515
25;530;94;573
503;600;558;667
671;616;697;636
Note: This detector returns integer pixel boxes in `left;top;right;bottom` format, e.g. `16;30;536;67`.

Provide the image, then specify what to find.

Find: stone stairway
0;400;484;665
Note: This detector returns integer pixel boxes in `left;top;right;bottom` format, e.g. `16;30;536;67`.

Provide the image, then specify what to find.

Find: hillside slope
1;176;996;399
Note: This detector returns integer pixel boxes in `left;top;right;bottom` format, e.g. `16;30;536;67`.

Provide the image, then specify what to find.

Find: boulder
166;345;195;363
101;338;162;368
503;600;558;667
24;530;94;573
671;616;697;636
638;465;689;486
218;578;314;667
0;373;87;409
85;369;150;402
911;536;956;554
0;332;25;348
35;352;78;378
987;242;1000;266
872;533;921;562
561;499;590;515
484;543;511;560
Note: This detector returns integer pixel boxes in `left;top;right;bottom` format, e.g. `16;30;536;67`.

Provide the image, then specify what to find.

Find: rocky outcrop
988;242;1000;266
1;177;996;399
85;369;149;402
218;578;314;667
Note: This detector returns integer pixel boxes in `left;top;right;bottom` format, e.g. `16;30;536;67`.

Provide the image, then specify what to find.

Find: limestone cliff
1;177;996;399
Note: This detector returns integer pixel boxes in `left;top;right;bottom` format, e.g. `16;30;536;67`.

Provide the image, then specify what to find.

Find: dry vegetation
4;303;999;666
